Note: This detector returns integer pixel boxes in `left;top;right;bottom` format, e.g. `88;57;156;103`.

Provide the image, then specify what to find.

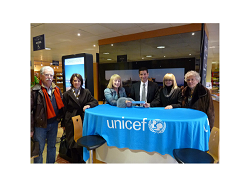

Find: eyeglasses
164;79;172;81
44;74;54;78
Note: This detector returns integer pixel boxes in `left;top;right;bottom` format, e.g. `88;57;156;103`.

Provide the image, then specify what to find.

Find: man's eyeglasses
44;74;54;78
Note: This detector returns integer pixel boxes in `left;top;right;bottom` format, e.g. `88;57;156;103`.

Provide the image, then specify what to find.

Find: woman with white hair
182;70;214;130
147;73;181;109
104;74;133;107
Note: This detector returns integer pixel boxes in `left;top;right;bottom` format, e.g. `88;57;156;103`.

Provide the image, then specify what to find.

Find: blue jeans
33;120;58;163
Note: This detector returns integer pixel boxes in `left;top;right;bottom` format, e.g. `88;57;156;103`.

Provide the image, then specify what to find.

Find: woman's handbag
59;132;73;162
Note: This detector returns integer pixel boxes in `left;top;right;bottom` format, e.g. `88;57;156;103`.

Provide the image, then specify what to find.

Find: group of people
31;66;214;164
104;67;214;130
31;66;98;163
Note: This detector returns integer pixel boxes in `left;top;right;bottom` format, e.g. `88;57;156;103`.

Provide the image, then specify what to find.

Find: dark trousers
70;147;85;163
33;121;58;163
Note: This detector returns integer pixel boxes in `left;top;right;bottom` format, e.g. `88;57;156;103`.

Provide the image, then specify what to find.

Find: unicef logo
148;119;166;133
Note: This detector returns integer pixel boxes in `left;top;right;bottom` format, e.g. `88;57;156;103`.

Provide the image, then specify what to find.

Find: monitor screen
64;56;85;91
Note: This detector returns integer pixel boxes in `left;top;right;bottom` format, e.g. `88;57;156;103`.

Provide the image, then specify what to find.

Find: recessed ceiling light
164;56;166;57
192;33;195;35
93;45;96;47
146;55;152;57
103;52;109;54
77;33;80;36
111;44;113;46
157;46;165;49
189;54;191;56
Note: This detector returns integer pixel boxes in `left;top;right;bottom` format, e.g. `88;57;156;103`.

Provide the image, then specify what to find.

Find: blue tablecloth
82;104;210;162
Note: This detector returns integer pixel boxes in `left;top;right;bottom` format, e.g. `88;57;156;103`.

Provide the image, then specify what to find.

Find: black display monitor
62;53;94;95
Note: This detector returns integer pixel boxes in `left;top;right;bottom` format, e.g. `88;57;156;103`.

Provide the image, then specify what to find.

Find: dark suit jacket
130;81;159;103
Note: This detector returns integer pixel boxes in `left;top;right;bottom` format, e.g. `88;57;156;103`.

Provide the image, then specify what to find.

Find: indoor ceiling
99;31;201;63
30;23;219;66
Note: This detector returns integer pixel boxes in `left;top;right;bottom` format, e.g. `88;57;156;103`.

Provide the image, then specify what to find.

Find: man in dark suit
130;67;159;105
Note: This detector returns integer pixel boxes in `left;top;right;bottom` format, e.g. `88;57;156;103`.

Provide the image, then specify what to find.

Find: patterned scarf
39;80;64;119
73;88;80;99
163;86;174;97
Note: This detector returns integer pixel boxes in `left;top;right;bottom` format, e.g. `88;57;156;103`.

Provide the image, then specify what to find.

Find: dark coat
130;81;159;103
150;87;182;108
61;88;98;149
31;83;63;132
182;83;215;130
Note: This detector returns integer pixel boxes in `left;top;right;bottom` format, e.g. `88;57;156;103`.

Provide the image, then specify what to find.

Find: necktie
141;83;146;101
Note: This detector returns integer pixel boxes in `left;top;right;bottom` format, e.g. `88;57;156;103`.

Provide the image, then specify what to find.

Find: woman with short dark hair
61;73;98;163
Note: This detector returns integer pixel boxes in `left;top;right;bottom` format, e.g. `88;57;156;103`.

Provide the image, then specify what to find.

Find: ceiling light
189;54;191;56
164;56;166;57
107;59;112;60
111;44;113;46
77;33;80;36
146;55;152;57
142;57;144;59
45;48;51;50
192;33;195;35
157;46;165;49
93;45;96;47
103;52;109;54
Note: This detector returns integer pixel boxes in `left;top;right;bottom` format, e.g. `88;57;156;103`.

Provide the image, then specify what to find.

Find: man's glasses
44;74;54;78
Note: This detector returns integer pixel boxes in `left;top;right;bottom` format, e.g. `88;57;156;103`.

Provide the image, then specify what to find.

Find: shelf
211;71;219;93
55;71;63;93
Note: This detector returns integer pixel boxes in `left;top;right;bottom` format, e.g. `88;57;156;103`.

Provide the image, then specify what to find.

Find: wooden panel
31;69;34;83
213;100;219;129
99;23;202;45
93;62;98;99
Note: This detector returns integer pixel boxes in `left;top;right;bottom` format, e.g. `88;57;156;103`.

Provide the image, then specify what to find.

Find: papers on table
131;101;145;104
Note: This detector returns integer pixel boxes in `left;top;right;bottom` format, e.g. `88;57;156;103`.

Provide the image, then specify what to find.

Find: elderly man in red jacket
31;66;64;163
